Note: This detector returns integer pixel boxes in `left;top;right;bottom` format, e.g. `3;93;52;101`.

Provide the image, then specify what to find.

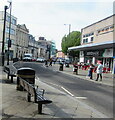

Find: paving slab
0;65;111;119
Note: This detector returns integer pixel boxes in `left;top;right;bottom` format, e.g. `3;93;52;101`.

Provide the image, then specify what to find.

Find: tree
61;31;81;57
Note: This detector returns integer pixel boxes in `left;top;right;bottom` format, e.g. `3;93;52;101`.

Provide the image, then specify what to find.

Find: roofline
68;41;115;51
81;14;115;30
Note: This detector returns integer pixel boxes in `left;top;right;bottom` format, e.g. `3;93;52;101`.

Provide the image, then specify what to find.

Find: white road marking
38;78;87;99
75;97;87;99
61;86;74;97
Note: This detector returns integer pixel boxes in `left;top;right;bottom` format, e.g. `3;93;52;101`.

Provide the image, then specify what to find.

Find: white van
23;53;32;61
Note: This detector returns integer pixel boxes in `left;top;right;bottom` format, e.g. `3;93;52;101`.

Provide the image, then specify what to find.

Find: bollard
17;67;35;91
65;63;69;67
73;65;78;75
59;63;63;71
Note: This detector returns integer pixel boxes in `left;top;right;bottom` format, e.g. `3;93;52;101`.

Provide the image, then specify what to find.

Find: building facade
28;34;39;58
0;11;17;60
69;15;115;72
0;10;57;63
16;24;29;59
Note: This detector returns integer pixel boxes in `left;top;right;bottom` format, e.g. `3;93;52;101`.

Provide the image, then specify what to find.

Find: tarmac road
14;62;113;118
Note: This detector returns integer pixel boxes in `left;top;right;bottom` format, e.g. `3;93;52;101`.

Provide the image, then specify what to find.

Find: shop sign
84;50;103;56
103;48;113;57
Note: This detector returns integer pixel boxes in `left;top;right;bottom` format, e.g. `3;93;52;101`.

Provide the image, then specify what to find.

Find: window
12;19;16;25
91;37;94;42
101;29;104;32
6;16;10;22
110;25;114;29
6;27;15;35
83;35;85;38
11;29;15;35
6;27;9;33
98;30;100;33
86;38;88;43
6;38;9;43
83;39;85;43
91;32;94;35
105;27;109;31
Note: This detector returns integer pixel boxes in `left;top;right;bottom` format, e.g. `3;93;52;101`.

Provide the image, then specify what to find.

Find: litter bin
59;62;63;71
73;64;78;75
17;67;35;90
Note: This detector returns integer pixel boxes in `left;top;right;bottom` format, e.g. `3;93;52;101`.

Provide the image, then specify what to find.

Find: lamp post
64;24;71;36
64;24;71;57
1;6;9;66
7;0;12;65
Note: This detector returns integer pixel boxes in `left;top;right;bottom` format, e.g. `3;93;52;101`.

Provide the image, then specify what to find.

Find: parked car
32;57;36;62
23;57;32;62
23;53;32;62
36;58;45;62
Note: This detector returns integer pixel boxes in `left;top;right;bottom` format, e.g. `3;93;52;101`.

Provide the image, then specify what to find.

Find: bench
19;77;52;114
4;66;17;83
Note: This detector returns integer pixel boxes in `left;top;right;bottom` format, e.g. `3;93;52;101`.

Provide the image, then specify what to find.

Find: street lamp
7;0;12;65
1;6;9;66
64;24;71;36
64;24;71;57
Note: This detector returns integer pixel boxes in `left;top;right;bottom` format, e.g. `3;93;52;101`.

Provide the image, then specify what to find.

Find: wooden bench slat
19;77;52;114
4;66;16;83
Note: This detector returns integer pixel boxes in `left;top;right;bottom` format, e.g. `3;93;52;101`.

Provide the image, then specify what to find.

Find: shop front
68;41;114;73
83;48;113;71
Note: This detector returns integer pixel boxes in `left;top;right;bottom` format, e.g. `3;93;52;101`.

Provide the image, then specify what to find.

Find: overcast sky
0;0;114;50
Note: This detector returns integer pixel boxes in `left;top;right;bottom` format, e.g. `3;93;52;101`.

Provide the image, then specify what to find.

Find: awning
68;41;115;51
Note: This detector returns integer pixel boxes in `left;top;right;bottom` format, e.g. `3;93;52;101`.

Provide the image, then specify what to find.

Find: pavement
0;61;114;119
47;63;113;87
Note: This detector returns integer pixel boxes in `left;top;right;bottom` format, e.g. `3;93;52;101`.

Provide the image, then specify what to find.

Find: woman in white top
95;61;103;81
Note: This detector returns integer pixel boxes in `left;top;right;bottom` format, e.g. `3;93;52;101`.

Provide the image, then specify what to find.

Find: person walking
95;61;103;81
88;64;94;79
49;58;53;66
45;59;48;67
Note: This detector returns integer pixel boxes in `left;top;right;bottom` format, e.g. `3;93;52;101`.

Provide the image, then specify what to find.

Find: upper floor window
91;37;94;42
6;27;15;35
11;29;15;35
86;38;88;43
83;38;88;43
12;19;16;25
83;39;85;43
83;32;94;38
6;16;10;22
97;25;114;35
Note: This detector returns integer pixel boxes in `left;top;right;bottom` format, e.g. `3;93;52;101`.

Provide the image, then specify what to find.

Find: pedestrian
88;64;94;79
45;59;48;67
95;61;103;81
49;58;53;66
